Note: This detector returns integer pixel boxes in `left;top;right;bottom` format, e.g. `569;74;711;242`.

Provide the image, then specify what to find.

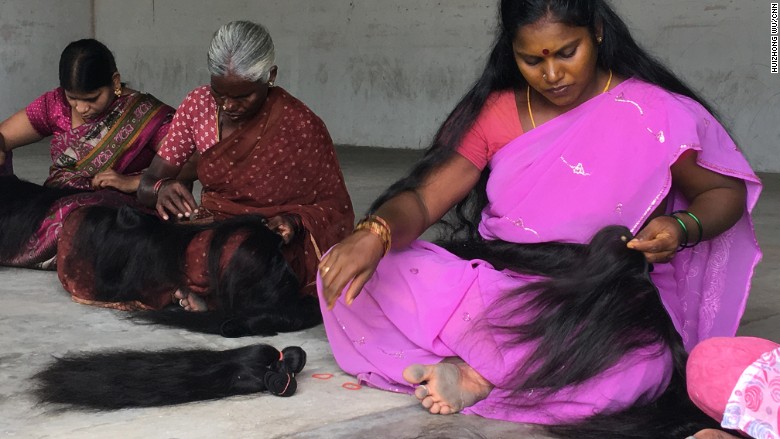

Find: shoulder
174;85;214;114
621;79;712;119
25;87;70;135
472;88;522;139
134;92;175;113
273;87;328;130
472;89;516;121
620;79;731;148
29;87;67;109
184;85;213;104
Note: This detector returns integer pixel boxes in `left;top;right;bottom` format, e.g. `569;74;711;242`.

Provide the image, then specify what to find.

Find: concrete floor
1;143;778;439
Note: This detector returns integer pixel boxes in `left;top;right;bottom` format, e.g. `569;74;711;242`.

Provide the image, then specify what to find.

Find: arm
627;149;747;263
0;110;45;166
91;169;142;193
320;153;482;308
137;91;202;220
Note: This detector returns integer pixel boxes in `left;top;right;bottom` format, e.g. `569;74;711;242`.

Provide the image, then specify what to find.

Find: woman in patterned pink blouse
0;39;175;269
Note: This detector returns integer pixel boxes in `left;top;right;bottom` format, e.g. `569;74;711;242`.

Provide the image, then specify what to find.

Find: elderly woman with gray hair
55;21;353;328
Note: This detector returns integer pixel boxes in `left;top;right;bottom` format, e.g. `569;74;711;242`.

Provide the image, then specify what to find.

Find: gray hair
207;21;275;82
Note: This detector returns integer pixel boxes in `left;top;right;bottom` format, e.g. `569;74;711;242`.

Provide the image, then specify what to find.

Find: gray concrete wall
1;1;777;170
0;0;93;114
94;0;778;170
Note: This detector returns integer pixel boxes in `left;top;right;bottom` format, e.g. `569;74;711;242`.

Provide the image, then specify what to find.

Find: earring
542;73;548;79
222;104;228;110
114;87;122;97
597;36;603;44
268;80;275;87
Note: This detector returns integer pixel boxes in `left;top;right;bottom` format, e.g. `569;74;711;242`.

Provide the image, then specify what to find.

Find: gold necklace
527;69;613;129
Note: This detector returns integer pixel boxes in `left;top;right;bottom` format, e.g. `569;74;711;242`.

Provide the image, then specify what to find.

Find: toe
403;363;431;385
421;396;435;410
414;385;428;400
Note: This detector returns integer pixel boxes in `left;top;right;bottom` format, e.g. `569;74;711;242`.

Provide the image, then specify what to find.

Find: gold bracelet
354;215;392;256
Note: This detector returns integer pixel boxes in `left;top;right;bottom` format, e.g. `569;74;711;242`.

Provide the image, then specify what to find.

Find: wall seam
90;0;96;38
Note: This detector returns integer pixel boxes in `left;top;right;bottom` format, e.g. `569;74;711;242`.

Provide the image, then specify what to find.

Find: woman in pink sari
319;1;761;437
0;39;175;268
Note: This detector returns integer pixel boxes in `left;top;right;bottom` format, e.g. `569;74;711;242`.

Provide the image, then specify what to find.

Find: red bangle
153;177;173;197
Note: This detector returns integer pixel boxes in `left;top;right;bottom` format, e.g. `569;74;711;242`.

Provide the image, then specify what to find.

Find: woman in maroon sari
0;39;175;268
57;21;353;335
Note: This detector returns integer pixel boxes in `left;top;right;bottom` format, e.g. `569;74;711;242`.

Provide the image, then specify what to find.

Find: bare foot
172;289;207;312
402;358;493;415
692;429;741;439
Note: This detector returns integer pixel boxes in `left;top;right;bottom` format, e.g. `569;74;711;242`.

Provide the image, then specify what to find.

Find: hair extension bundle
447;226;673;390
446;225;717;438
63;205;322;337
0;175;84;261
33;344;306;409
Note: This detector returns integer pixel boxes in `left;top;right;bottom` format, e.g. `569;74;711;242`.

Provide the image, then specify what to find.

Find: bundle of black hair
34;344;307;409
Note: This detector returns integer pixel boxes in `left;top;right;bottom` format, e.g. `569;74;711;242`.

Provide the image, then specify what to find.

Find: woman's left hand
92;169;140;193
627;215;682;263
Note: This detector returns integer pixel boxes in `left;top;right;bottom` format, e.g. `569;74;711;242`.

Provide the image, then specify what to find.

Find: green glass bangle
667;213;689;250
673;210;703;247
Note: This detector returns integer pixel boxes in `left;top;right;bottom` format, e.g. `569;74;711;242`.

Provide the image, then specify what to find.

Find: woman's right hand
155;180;199;221
319;230;386;310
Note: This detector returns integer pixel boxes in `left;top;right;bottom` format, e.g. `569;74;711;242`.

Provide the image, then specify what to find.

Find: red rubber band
280;373;291;394
311;373;334;380
342;382;362;390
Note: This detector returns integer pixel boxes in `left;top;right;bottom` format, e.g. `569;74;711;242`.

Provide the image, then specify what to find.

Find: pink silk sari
318;79;762;424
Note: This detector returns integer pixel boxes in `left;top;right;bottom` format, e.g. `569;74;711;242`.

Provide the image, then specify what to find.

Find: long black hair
58;38;118;93
61;205;321;337
34;344;307;409
0;175;85;263
372;0;715;240
442;226;718;437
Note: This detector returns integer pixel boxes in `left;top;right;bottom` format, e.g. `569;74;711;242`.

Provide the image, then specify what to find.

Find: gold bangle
354;215;392;256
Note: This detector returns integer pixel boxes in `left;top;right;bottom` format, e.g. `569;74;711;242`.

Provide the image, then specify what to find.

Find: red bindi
542;48;550;55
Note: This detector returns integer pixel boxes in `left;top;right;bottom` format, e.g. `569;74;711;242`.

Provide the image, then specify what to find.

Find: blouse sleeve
456;117;491;170
455;90;523;170
156;89;202;167
25;88;68;137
